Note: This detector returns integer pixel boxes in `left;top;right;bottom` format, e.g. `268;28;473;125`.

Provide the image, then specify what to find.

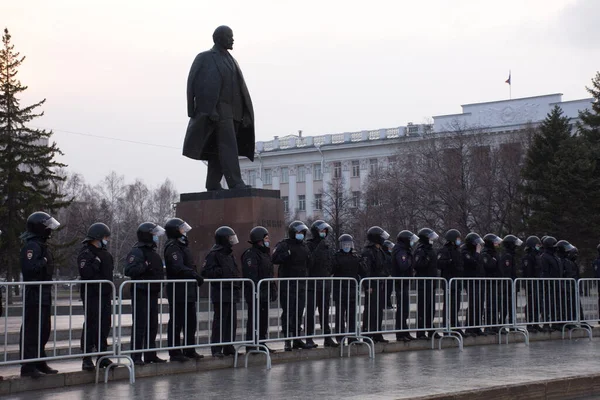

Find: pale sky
4;0;600;194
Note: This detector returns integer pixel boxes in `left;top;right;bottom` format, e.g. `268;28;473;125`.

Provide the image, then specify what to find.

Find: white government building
238;93;593;220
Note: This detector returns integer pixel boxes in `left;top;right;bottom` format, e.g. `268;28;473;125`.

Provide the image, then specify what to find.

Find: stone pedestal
176;188;285;281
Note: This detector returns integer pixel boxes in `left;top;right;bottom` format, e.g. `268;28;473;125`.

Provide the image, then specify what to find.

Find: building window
248;170;257;187
281;167;289;183
352;160;360;177
313;163;322;181
336;194;344;209
282;196;289;212
314;194;322;210
263;169;272;185
352;191;360;208
333;161;342;179
298;195;306;211
369;158;378;175
388;156;397;170
297;166;306;182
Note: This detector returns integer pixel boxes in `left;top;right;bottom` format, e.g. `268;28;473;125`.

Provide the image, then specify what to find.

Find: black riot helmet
310;220;332;239
568;246;578;261
502;235;523;249
596;243;600;255
556;240;574;253
288;220;309;239
417;228;439;244
215;226;239;247
165;218;192;239
525;236;542;249
444;229;462;245
83;223;111;243
249;226;269;244
465;232;484;247
541;235;549;243
367;226;390;245
483;233;502;248
26;211;60;239
542;236;557;249
396;230;418;247
137;222;165;245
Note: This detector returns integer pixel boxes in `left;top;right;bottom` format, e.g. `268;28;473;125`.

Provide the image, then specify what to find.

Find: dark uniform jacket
78;243;114;299
21;237;54;305
124;242;165;294
521;249;541;278
361;243;388;278
164;238;200;303
498;250;518;280
414;241;437;277
481;246;499;278
272;238;311;278
437;243;463;279
462;246;484;278
540;250;562;278
593;257;600;279
332;249;368;298
306;237;334;277
242;245;276;301
202;244;241;303
391;242;413;278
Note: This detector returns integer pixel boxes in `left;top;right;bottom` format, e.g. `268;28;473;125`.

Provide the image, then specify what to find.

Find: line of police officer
14;212;600;378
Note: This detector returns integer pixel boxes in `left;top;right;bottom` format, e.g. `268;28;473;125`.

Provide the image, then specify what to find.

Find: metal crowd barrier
117;278;258;372
448;278;528;345
0;280;133;383
359;278;461;350
256;277;374;362
578;278;600;328
513;278;591;340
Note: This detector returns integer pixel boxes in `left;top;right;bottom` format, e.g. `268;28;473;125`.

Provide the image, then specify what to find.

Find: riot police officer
462;232;485;336
78;222;114;371
164;218;204;362
19;212;60;378
521;236;543;332
437;229;463;334
305;220;337;348
540;236;561;331
383;240;395;309
413;228;439;340
272;221;312;351
481;233;502;333
362;226;391;343
498;235;522;325
242;226;276;353
202;226;242;357
124;222;166;365
392;230;418;342
331;234;367;344
556;240;576;324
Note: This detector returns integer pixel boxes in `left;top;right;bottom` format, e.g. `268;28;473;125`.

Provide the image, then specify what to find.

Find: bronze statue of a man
183;26;254;191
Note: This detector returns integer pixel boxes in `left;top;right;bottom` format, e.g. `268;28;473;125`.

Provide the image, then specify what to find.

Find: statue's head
213;26;234;50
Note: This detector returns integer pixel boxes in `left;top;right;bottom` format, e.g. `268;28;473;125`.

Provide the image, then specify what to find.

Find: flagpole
509;70;512;100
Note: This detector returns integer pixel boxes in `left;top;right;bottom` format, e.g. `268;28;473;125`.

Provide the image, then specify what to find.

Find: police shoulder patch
173;253;178;261
524;260;528;266
80;260;86;269
466;254;471;259
505;260;510;266
247;259;252;267
128;255;135;263
437;254;441;259
26;250;33;260
401;256;406;261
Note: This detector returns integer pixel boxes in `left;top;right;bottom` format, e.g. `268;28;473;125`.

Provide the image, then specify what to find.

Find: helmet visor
409;234;419;247
429;231;439;241
381;230;390;240
179;222;192;234
340;240;354;249
515;238;523;246
229;235;239;245
475;237;485;246
151;225;166;237
563;242;575;252
294;223;309;233
44;217;61;230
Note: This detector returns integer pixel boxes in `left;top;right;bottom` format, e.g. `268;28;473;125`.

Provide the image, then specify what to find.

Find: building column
272;167;280;190
288;167;297;214
342;161;351;191
305;164;314;218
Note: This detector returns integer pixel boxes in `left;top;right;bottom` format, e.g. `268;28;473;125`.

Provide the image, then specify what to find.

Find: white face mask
263;241;270;248
101;239;109;247
295;233;305;241
342;245;352;253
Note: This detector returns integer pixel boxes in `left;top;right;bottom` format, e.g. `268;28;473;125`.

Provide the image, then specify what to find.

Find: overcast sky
4;0;600;194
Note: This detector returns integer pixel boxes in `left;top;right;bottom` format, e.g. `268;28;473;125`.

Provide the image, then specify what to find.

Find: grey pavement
6;338;600;400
